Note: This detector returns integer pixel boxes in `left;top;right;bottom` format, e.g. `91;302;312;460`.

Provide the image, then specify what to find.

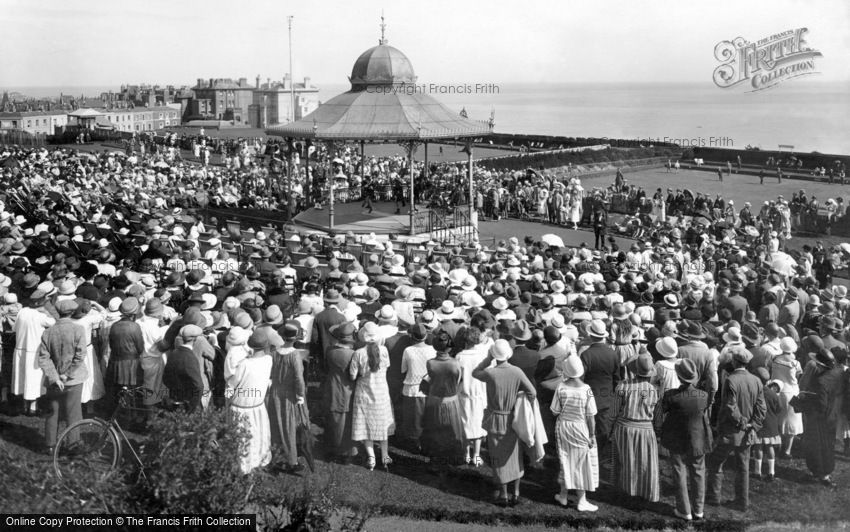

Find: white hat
492;296;508;311
656;337;678;359
560;356;584;378
490;339;513;361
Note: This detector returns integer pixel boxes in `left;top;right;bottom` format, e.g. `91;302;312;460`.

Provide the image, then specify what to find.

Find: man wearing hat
677;321;719;402
324;322;358;463
507;320;539;384
580;319;621;451
314;289;347;365
656;359;712;521
11;287;57;416
777;286;800;330
37;299;86;454
721;281;749;324
706;347;766;512
162;324;205;413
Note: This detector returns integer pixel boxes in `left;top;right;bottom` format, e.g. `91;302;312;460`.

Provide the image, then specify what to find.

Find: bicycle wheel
53;418;122;481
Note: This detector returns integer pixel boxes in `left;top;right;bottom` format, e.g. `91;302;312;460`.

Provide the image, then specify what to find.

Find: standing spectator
752;369;782;482
12;288;55;415
226;327;274;474
768;337;803;459
350;322;395;470
421;330;465;478
37;300;86;454
798;348;847;485
580;320;621;452
105;298;145;413
610;353;660;503
323;322;357;463
472;339;536;507
455;327;488;467
656;359;712;521
162;325;205;413
551;356;599;512
706;347;766;511
268;322;308;473
400;324;436;449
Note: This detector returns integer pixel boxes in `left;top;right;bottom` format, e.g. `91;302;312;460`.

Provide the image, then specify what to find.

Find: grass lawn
3;404;849;530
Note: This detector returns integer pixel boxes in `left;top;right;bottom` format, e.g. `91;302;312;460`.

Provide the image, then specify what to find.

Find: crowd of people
3;141;850;521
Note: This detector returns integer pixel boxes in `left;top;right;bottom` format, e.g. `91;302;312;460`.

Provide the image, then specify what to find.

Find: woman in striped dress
550;356;599;512
350;322;395;470
610;353;660;502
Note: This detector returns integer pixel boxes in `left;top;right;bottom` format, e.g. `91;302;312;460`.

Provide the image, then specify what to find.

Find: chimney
304;76;311;87
197;78;203;88
239;77;247;87
256;75;261;88
209;78;214;87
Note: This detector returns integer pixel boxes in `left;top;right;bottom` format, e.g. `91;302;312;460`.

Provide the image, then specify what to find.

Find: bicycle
52;386;185;482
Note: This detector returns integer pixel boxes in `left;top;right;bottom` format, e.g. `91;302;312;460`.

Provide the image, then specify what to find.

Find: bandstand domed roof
266;18;492;141
350;44;417;89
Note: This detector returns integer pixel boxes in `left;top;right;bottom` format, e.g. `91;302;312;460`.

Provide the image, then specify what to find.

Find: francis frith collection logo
713;28;822;92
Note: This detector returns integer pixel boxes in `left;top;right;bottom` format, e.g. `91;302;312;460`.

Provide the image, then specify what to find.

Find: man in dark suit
677;320;719;404
656;359;713;522
313;289;347;367
722;281;749;323
323;322;357;463
507;320;539;384
384;323;414;420
706;347;766;512
580;319;620;450
162;324;205;413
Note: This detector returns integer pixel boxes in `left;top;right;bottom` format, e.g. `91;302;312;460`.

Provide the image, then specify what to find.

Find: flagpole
288;16;295;123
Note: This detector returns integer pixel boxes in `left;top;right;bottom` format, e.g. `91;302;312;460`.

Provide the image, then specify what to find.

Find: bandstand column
467;139;475;231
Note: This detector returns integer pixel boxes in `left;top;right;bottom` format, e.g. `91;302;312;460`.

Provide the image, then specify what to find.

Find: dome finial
379;10;388;45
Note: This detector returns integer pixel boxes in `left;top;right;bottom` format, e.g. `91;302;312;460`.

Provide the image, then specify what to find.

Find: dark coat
314;306;347;358
580;342;621;411
657;384;713;456
163;345;204;412
324;344;355;414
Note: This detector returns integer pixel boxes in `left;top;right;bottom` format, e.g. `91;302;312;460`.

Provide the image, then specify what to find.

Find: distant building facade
188;78;255;124
0;110;68;135
248;74;320;128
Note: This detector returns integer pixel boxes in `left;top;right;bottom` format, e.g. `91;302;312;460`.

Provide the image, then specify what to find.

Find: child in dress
753;368;782;481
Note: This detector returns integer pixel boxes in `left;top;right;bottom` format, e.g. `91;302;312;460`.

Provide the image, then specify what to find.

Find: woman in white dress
537;187;549;218
550;356;599;512
12;293;56;415
568;186;583;230
227;328;274;475
455;327;488;466
768;337;803;459
652;196;666;223
350;322;395;470
71;299;106;413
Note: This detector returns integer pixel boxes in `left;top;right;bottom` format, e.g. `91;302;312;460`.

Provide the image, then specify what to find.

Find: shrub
0;446;137;513
135;407;253;514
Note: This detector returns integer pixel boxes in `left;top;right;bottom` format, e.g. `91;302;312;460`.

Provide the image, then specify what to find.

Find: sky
1;0;848;89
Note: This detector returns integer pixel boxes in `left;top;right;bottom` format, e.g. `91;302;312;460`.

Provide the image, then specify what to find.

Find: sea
4;81;849;154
